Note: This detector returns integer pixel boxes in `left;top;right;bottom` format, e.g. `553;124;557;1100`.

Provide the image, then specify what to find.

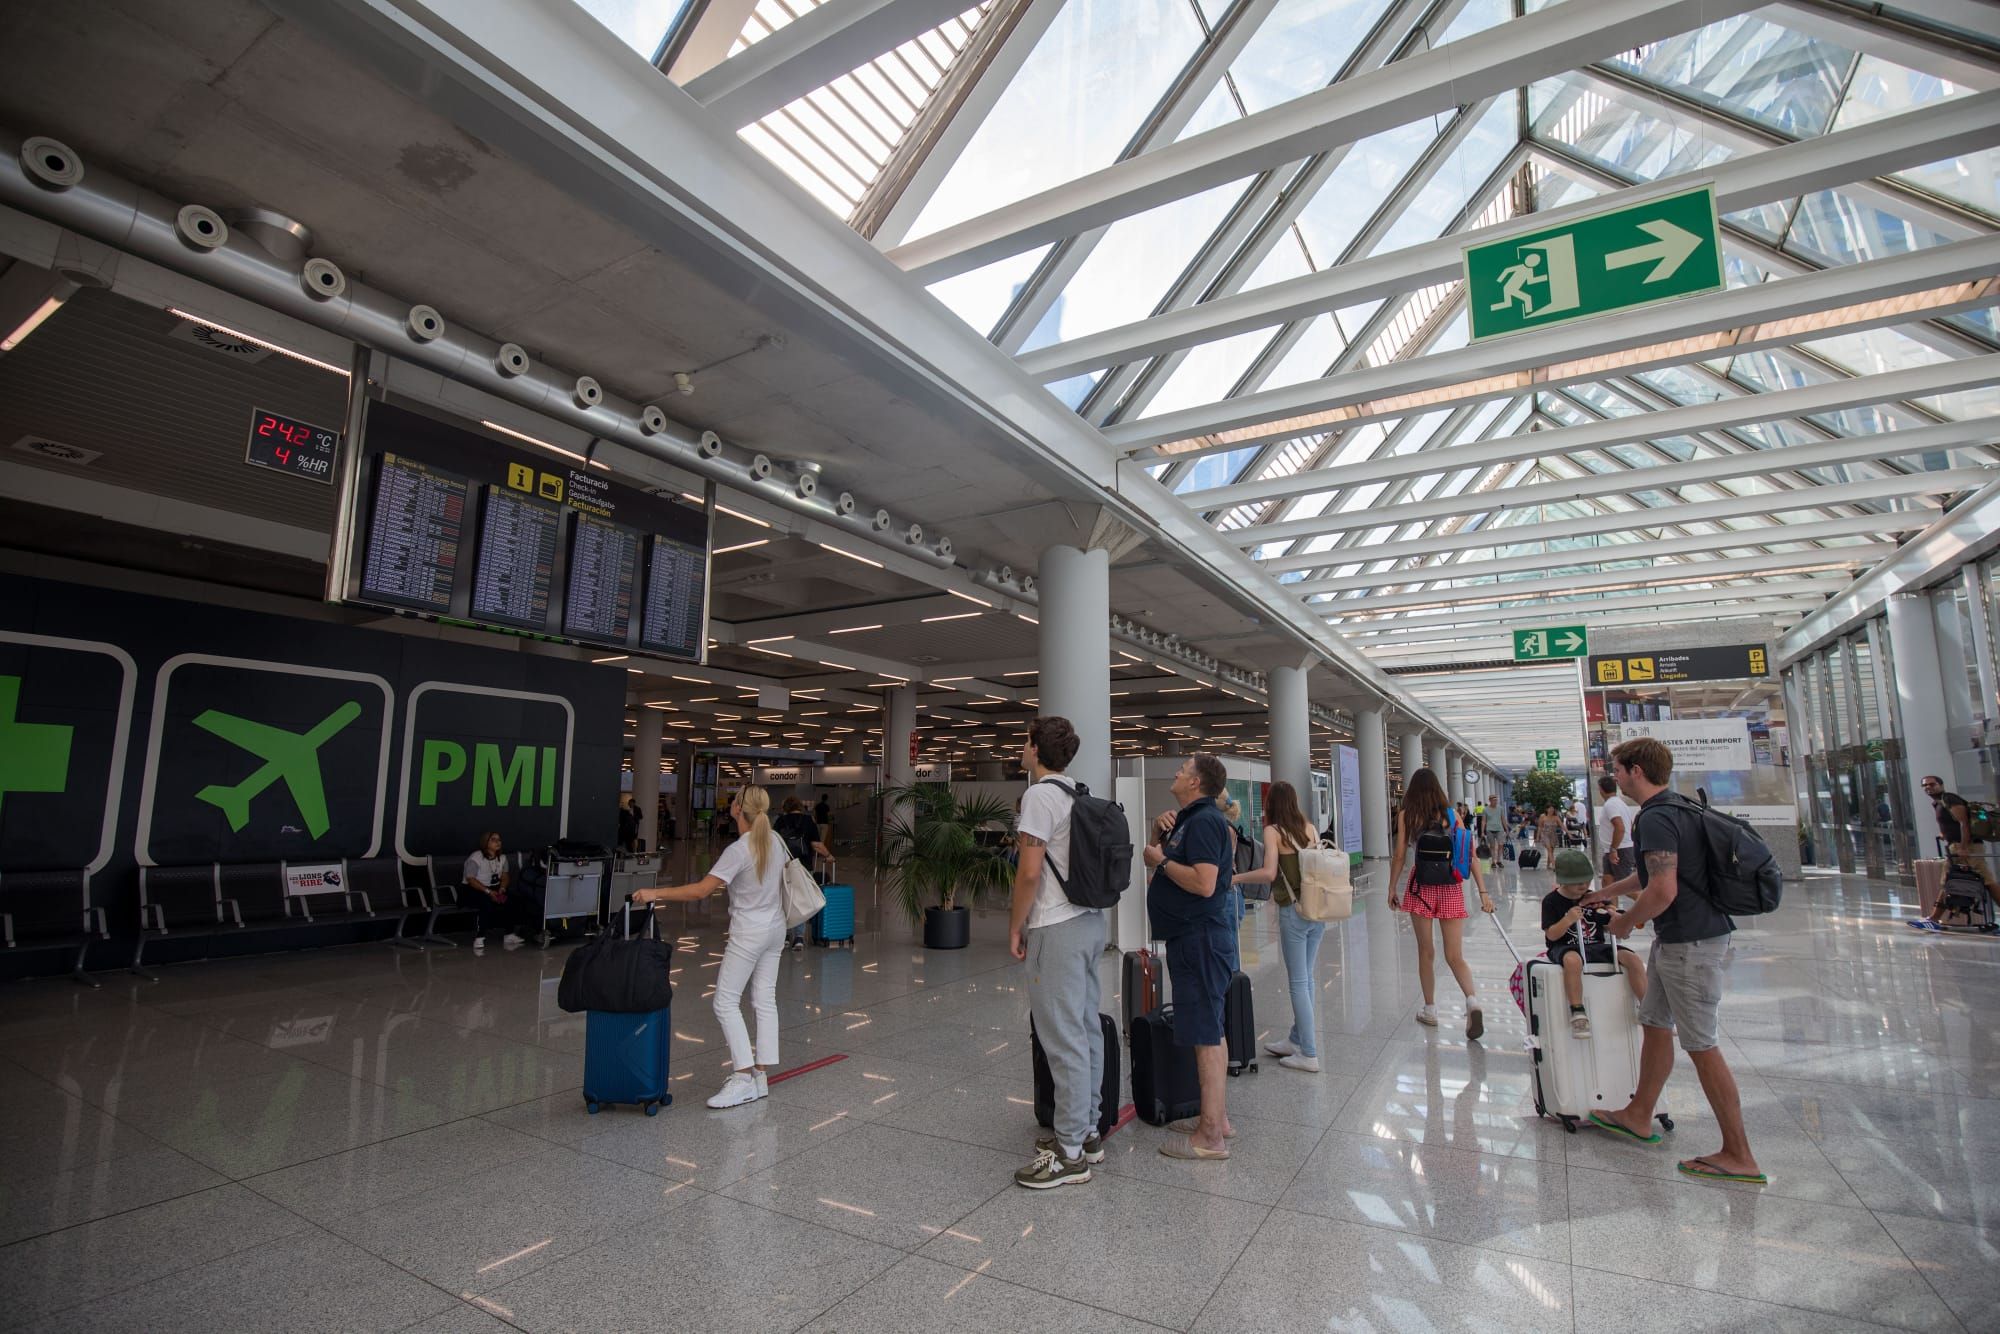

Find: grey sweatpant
1025;908;1107;1154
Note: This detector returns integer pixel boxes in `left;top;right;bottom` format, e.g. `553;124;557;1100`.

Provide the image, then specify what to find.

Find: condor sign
397;684;574;861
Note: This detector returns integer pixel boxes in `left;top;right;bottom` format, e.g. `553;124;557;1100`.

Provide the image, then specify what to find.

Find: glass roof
603;0;2000;762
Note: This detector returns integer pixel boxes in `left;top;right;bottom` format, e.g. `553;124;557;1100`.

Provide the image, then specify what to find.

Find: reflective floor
2;860;1995;1332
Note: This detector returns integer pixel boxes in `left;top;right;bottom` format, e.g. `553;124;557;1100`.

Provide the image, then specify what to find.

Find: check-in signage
1464;185;1723;341
1589;643;1770;686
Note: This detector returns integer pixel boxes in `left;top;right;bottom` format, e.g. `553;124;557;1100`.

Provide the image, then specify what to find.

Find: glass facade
1784;563;2000;880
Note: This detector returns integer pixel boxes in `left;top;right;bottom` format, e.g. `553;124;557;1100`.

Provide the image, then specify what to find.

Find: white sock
1059;1143;1080;1160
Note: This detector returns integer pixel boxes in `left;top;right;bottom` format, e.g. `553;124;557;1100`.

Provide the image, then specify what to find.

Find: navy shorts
1166;922;1234;1048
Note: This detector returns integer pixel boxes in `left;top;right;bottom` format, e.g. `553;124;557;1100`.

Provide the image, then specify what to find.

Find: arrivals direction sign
1590;643;1770;686
1514;625;1588;662
1535;749;1561;771
1464;185;1723;341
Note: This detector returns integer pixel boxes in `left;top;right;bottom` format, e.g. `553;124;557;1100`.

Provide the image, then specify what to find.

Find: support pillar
1356;707;1389;858
1887;593;1955;857
1267;665;1312;808
1400;731;1424;789
632;708;662;852
1429;743;1449;793
885;685;916;790
1038;545;1111;794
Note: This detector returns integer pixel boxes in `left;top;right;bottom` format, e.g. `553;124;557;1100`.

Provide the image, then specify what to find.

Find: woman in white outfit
632;785;788;1110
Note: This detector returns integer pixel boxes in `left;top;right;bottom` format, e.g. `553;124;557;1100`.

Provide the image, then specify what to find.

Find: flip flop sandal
1678;1157;1767;1185
1588;1111;1663;1145
1159;1137;1230;1161
1166;1118;1235;1138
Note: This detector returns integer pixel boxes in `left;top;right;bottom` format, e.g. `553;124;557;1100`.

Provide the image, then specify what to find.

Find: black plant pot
923;906;970;950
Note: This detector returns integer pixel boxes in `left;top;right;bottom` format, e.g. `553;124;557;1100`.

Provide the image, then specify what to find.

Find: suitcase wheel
1657;1114;1674;1133
586;1099;602;1115
645;1101;661;1117
1559;1115;1578;1134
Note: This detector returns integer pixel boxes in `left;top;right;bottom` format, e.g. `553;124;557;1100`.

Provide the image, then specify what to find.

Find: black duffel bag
557;908;673;1013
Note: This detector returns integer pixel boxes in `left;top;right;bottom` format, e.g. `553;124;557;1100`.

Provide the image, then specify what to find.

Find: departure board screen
640;536;707;660
359;453;466;610
562;512;640;642
342;400;711;660
470;485;559;629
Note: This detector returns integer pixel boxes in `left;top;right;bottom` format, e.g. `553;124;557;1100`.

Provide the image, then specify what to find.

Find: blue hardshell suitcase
584;1007;672;1115
814;882;856;947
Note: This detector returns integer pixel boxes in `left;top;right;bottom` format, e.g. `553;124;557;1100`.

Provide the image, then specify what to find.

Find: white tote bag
779;838;826;928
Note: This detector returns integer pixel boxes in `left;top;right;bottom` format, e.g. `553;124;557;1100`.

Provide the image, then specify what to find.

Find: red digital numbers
257;415;277;437
275;445;291;465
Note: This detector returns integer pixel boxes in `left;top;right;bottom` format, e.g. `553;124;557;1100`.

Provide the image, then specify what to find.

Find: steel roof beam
1018;88;2000;385
1331;580;1847;632
886;0;1762;280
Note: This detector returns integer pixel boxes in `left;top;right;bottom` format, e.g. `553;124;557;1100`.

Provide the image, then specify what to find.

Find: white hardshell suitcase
1491;913;1673;1136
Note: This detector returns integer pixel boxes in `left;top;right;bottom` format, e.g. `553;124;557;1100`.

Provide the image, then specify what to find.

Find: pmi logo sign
395;684;573;862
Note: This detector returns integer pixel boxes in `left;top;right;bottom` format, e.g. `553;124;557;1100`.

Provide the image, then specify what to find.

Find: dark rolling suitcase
1519;847;1542;869
1130;1007;1202;1126
583;1007;672;1116
1030;1013;1121;1140
1224;970;1257;1077
1120;948;1160;1040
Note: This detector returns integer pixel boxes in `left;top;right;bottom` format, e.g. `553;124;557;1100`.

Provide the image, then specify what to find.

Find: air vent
169;319;272;362
909;654;940;664
11;435;100;465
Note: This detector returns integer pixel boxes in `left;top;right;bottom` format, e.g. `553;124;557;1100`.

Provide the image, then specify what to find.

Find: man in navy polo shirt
1143;753;1236;1160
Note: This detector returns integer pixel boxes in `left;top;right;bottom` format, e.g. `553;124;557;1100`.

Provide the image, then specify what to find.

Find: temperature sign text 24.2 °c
244;407;339;484
1463;185;1724;342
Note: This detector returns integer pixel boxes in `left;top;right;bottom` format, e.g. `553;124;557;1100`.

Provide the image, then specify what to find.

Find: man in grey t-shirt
1584;737;1761;1186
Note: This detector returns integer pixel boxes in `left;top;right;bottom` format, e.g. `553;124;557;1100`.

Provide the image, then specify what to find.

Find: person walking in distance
1007;717;1108;1189
1584;738;1763;1184
1144;754;1237;1159
1231;780;1328;1072
1909;775;2000;929
631;786;788;1110
1596;774;1637;883
1388;769;1495;1039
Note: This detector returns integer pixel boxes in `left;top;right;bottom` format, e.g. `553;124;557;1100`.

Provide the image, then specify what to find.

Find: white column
1268;665;1312;805
885;685;916;789
1039;545;1111;793
632;707;662;852
1400;730;1425;787
1356;707;1389;858
1887;593;1955;853
1428;742;1449;790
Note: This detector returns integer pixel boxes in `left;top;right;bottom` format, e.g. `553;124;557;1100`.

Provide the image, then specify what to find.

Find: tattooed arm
1607;849;1678;939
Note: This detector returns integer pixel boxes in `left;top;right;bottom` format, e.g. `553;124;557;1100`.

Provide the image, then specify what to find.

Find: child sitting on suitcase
1542;848;1646;1037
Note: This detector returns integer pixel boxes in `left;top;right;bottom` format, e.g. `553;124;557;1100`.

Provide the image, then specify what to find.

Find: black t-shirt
1542;889;1609;950
1633;792;1734;944
1936;793;1966;843
774;812;819;859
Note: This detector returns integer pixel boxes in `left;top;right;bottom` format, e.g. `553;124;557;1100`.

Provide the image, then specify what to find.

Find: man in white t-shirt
1008;715;1106;1191
1595;774;1636;882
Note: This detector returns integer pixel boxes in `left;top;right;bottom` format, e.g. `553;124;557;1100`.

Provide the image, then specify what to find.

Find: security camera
407;305;445;342
494;342;530;377
175;205;228;251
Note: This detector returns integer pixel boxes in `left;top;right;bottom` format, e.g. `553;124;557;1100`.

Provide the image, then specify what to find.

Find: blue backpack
1450;821;1474;879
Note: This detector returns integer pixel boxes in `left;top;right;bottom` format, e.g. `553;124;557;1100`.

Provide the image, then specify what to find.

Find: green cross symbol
0;675;73;816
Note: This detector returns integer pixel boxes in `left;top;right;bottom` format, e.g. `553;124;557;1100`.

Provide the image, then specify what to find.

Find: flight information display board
470;485;560;630
359;453;466;610
338;400;710;659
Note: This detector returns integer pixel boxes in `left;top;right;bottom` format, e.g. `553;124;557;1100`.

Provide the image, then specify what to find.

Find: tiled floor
2;859;1995;1331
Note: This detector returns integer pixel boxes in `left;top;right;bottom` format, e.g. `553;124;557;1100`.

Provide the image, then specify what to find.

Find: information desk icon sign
1463;185;1723;342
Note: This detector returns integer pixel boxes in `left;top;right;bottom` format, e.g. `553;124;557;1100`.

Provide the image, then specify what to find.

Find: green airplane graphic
193;701;362;838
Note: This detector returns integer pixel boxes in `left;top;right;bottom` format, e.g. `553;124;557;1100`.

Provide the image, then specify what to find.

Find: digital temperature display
245;407;338;484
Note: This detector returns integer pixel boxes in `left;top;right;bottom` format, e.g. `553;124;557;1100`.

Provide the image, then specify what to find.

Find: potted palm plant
878;782;1016;949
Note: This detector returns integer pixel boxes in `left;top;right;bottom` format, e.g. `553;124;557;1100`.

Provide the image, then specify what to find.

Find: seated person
1542;848;1645;1037
462;831;545;952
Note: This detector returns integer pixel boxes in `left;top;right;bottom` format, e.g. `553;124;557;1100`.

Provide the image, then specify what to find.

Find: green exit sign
1536;749;1561;771
1464;185;1723;341
1514;625;1588;661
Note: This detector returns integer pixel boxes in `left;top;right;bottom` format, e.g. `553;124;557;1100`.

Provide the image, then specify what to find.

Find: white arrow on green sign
1463;185;1723;342
1513;625;1588;662
1535;749;1561;771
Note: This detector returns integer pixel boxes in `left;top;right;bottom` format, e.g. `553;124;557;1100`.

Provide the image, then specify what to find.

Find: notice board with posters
0;574;623;967
339;400;712;662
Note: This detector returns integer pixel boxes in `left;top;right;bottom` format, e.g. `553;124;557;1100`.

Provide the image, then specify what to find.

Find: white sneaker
1263;1039;1297;1058
706;1072;763;1109
1279;1054;1321;1073
1415;1005;1438;1027
754;1069;770;1099
502;932;525;948
472;936;486;953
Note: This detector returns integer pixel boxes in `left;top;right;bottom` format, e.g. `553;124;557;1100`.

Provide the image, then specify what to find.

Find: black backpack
1661;792;1783;917
1032;778;1133;910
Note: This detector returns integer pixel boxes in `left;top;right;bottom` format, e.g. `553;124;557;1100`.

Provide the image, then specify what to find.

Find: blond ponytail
739;785;775;879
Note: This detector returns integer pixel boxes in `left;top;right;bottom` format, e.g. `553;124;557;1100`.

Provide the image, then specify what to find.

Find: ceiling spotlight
674;372;694;395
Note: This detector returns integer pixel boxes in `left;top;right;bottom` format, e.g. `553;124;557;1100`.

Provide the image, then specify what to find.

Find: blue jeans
1223;887;1244;973
1277;903;1328;1058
